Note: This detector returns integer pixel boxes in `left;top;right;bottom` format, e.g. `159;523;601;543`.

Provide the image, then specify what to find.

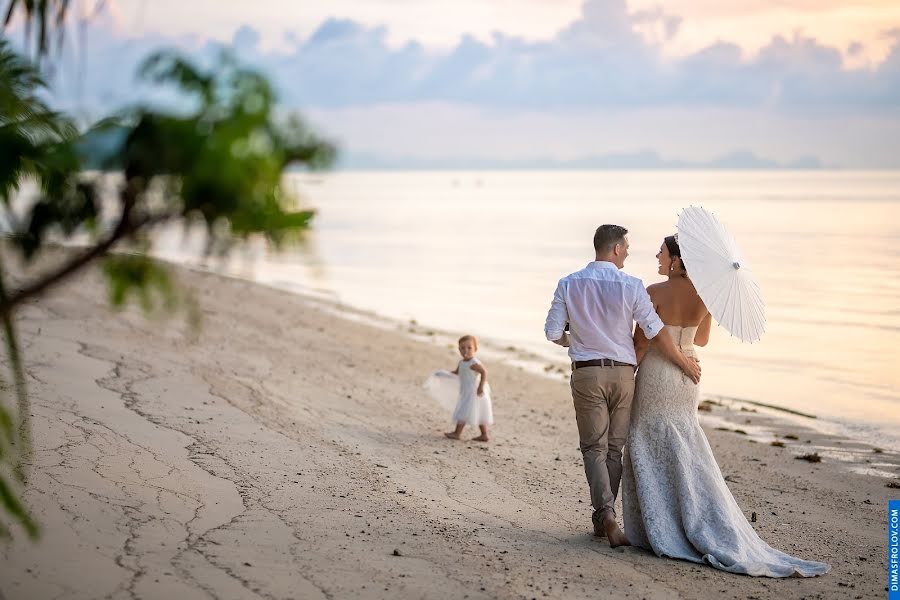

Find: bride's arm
633;324;650;365
694;313;713;347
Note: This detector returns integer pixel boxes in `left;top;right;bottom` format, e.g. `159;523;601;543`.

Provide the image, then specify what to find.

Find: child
444;334;493;442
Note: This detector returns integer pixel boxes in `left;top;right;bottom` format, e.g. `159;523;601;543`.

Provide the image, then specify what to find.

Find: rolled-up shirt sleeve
544;279;569;342
633;283;664;340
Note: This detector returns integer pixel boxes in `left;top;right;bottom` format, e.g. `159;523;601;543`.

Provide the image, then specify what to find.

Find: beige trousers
570;365;635;519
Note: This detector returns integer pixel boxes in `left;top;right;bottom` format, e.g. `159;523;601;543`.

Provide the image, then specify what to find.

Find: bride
620;234;830;577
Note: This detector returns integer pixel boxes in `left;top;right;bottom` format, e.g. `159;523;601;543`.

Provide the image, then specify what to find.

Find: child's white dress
423;370;458;411
450;357;493;426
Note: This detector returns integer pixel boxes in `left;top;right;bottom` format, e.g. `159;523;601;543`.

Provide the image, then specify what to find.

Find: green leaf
0;473;39;539
1;0;72;60
102;254;178;315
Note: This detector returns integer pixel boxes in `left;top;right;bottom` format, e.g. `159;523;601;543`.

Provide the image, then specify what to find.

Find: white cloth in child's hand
424;370;459;411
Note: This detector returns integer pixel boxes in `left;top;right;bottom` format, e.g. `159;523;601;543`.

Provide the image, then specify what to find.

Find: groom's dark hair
593;224;628;254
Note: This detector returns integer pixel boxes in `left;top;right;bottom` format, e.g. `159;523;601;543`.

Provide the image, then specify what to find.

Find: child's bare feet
471;425;490;443
444;431;462;440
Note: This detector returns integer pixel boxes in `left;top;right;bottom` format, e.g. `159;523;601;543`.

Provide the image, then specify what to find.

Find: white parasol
676;206;765;343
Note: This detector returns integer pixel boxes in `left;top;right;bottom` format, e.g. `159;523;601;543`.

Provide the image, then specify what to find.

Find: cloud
239;0;899;111
34;0;900;116
232;25;262;52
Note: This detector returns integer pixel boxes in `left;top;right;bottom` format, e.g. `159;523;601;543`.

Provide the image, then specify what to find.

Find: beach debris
740;407;758;413
886;480;900;489
698;400;716;412
733;429;748;435
873;448;884;454
795;452;822;463
770;441;785;447
392;549;402;557
783;434;799;440
751;512;757;522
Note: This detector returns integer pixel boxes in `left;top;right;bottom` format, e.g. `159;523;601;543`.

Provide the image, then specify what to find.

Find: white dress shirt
544;261;664;365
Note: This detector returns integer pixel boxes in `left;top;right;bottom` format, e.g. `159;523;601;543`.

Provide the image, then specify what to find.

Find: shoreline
0;256;897;599
169;256;900;463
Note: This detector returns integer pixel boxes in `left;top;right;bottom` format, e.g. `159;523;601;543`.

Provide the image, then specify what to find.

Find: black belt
572;359;634;369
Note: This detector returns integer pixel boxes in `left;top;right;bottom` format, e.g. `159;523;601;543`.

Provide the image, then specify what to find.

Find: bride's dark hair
664;235;687;275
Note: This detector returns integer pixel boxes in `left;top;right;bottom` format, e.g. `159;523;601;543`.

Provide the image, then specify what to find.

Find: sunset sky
13;0;900;167
106;0;900;64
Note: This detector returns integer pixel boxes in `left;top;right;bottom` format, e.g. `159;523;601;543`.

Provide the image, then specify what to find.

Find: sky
107;0;900;65
13;0;900;167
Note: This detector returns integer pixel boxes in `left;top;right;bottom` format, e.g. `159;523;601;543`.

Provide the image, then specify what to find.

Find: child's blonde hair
458;334;478;350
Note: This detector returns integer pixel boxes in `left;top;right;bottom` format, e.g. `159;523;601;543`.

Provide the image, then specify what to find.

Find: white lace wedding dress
621;325;830;577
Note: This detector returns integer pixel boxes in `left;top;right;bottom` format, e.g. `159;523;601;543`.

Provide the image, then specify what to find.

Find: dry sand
0;260;897;599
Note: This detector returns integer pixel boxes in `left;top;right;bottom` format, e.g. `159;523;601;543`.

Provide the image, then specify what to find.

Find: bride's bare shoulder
646;281;670;297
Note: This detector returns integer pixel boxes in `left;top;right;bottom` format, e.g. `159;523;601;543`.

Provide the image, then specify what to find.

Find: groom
544;224;701;547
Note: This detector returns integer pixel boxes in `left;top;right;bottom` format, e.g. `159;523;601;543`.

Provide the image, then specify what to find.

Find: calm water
151;171;900;450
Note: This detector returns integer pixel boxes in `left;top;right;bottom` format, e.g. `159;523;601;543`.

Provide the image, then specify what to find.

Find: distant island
77;127;828;171
334;149;828;171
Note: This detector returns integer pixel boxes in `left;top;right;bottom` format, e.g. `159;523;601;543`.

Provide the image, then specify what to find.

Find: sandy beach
0;258;896;600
